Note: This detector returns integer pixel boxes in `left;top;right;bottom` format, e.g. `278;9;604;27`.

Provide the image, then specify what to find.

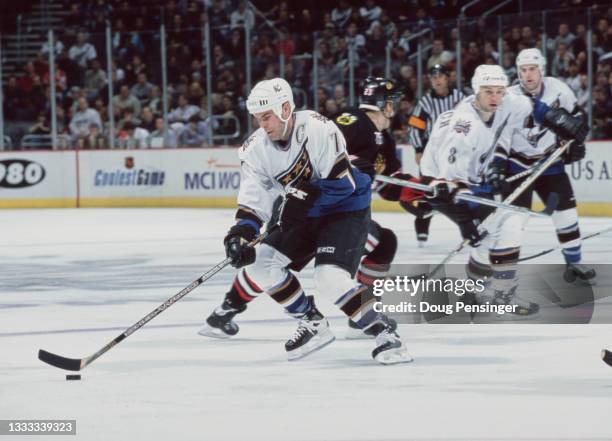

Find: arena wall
0;142;610;215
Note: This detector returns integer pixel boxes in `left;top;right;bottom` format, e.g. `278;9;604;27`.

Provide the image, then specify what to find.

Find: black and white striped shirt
408;88;467;152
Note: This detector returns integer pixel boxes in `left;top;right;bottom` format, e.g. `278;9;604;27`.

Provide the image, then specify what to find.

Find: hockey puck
602;349;612;367
66;374;81;381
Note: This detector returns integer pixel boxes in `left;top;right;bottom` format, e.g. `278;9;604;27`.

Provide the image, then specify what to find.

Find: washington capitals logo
453;120;471;135
273;84;282;92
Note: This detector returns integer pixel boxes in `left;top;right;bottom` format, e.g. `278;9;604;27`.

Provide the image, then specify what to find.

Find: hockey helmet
516;48;547;76
359;76;402;112
471;64;508;94
246;78;295;118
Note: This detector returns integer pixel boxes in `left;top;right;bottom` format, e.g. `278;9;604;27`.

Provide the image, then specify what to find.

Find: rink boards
0;141;610;215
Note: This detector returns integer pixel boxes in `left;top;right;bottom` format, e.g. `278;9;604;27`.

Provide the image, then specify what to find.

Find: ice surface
1;208;612;441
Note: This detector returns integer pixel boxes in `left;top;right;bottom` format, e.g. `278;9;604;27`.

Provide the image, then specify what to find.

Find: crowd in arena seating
2;0;611;149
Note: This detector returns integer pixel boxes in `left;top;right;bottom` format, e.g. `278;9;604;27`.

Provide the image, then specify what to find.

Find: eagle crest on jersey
275;142;314;187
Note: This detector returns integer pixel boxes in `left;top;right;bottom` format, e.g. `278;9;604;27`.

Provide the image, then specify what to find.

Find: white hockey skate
476;286;540;320
564;263;596;285
372;327;413;365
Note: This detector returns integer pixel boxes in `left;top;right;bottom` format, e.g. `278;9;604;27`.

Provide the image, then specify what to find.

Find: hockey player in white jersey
199;78;411;364
501;48;594;283
420;64;588;316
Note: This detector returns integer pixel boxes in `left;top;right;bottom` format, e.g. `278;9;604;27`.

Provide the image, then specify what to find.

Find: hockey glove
540;105;589;143
224;224;257;268
563;141;586;164
350;157;375;179
279;181;321;233
458;218;487;248
485;159;508;195
425;180;458;203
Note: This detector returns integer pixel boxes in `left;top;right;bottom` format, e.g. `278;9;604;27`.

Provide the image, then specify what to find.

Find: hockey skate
286;298;335;361
476;286;539;320
198;301;246;338
564;263;596;285
371;326;413;365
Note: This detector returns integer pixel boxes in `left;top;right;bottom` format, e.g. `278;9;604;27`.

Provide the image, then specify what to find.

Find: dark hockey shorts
263;208;371;277
506;171;576;211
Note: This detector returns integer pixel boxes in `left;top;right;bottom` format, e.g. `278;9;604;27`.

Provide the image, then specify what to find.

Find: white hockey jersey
506;77;577;170
420;94;532;185
236;110;370;226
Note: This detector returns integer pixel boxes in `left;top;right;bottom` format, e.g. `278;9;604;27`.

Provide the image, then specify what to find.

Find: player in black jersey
331;77;427;337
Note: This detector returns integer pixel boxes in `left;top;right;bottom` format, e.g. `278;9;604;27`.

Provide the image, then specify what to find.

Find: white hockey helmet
516;48;546;76
246;78;295;118
471;64;508;94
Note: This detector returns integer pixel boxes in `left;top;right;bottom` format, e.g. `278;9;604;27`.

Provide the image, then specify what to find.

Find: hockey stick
38;231;271;372
517;225;612;262
426;141;572;279
375;174;554;218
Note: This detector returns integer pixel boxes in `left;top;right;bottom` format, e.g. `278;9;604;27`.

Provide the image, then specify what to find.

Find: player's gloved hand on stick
563;141;586;164
425;180;457;203
458;219;487;248
224;224;257;268
279;181;321;232
485;159;507;195
350;157;375;179
532;98;590;143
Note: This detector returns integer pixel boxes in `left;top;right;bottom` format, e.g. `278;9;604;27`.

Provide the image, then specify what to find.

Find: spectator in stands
323;98;338;117
118;121;149;149
591;85;612;138
3;76;26;121
149;85;163;114
413;7;435;34
69;32;97;70
549;23;576;53
28;113;51;136
333;84;347;108
230;1;255;31
565;61;581;94
360;0;382;23
179;115;209;147
84;59;107;102
483;41;499;63
575;74;589;108
169;94;200;125
117;107;141;131
463;41;484;81
69;97;102;144
139;107;156;132
427;39;454;70
551;42;575;77
365;25;387;68
41;37;65;58
77;123;106;149
149;117;178;148
332;1;352;29
131;73;154;106
521;26;536;48
502;52;517;83
113;85;142;117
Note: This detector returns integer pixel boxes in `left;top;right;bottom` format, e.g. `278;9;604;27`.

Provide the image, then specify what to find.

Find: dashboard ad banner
0;151;77;205
77;148;241;200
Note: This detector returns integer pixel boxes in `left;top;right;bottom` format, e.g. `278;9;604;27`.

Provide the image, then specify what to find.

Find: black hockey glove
279;181;321;233
563;141;586;164
541;107;589;143
350;157;375;179
425;180;458;203
458;218;487;248
224;224;257;268
485;160;508;195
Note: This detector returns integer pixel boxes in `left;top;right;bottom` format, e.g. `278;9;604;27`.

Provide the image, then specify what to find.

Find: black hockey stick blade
38;349;84;371
542;192;560;216
602;349;612;367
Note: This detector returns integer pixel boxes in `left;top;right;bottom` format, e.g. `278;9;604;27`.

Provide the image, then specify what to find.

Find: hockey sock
268;273;312;318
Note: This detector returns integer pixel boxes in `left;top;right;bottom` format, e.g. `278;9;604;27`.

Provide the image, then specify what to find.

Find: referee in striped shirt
405;64;466;246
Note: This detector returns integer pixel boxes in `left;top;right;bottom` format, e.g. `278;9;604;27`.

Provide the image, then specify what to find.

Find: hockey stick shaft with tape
375;174;552;218
38;231;270;371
